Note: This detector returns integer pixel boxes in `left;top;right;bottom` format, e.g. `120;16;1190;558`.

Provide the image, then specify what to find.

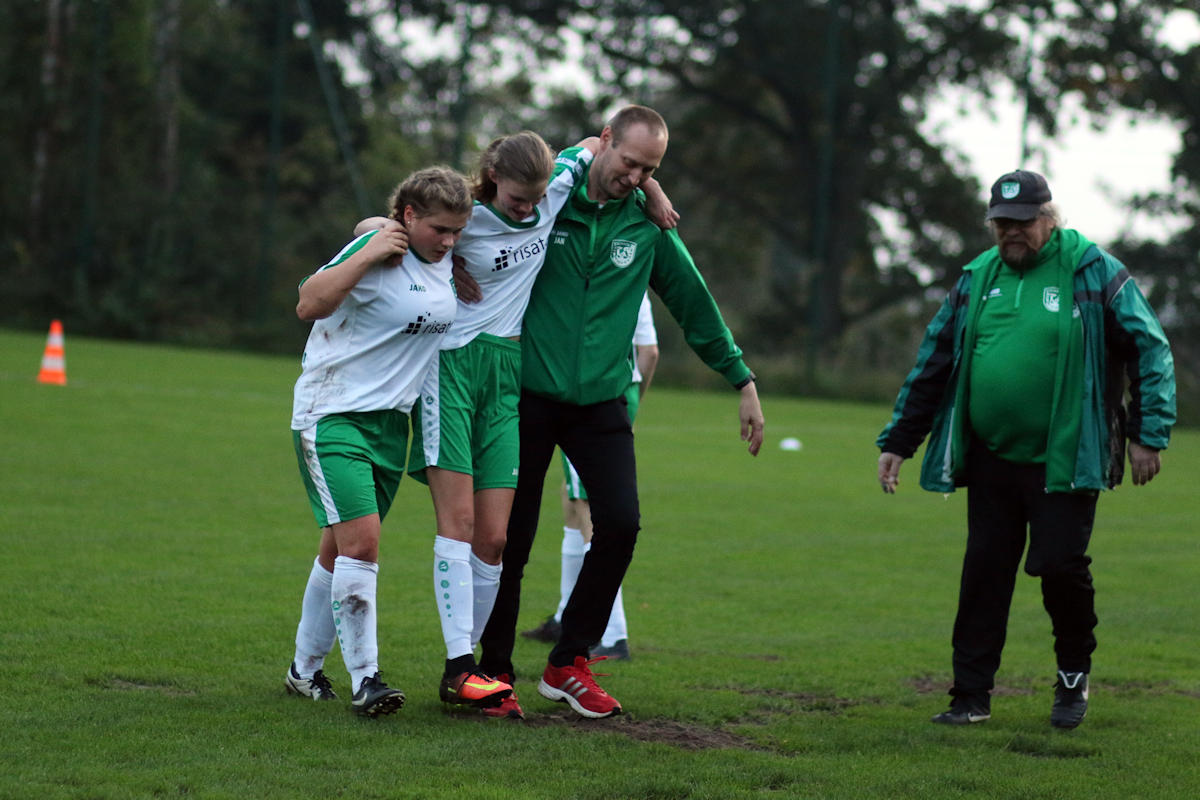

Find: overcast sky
922;8;1199;244
922;86;1186;243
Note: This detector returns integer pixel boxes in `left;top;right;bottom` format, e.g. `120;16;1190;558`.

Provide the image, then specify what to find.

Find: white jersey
631;292;657;384
291;231;457;430
438;146;593;350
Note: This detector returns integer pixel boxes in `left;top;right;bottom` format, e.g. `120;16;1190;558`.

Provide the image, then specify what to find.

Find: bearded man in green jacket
474;105;765;719
876;170;1176;729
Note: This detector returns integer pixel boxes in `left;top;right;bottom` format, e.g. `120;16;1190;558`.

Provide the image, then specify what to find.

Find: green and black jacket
877;229;1175;493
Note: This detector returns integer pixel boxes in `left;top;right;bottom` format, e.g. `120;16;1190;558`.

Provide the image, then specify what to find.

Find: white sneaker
285;663;338;701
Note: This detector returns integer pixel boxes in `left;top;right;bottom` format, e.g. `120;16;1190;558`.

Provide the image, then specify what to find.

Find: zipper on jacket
574;205;601;392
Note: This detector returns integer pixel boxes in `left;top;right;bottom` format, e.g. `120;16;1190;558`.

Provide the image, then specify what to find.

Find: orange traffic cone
37;319;67;385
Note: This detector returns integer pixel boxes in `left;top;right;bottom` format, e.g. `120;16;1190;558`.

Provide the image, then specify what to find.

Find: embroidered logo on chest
610;239;637;268
1043;287;1060;312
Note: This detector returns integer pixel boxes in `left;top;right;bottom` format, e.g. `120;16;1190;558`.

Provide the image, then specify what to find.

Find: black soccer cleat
1050;670;1088;729
589;639;631;661
931;695;991;725
520;614;562;643
351;672;406;717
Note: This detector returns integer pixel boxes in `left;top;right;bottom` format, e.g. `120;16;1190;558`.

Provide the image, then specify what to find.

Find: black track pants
479;391;640;677
951;443;1098;696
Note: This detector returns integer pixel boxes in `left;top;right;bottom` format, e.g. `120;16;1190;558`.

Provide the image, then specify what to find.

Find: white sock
469;553;502;648
555;527;586;622
434;536;474;660
601;584;628;647
292;557;336;678
331;555;379;693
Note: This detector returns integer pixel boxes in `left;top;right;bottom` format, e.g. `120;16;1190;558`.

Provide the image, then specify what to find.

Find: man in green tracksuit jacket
876;170;1175;730
478;105;765;719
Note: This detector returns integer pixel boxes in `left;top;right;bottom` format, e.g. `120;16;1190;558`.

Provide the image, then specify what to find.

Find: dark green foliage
3;1;1196;413
1;0;410;352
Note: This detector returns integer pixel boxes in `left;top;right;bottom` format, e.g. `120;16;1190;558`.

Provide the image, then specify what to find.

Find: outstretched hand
878;452;904;494
739;382;764;456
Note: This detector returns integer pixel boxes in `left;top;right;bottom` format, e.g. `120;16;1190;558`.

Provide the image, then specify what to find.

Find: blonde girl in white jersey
284;167;478;718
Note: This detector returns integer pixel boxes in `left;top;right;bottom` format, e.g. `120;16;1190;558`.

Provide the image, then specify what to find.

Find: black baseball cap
986;170;1051;220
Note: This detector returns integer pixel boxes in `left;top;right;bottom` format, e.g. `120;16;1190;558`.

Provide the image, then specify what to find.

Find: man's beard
1000;243;1039;272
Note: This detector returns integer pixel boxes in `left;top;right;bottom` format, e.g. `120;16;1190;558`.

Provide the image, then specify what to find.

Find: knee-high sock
332;555;379;693
434;536;474;660
293;557;336;677
470;553;502;649
600;584;628;647
555;527;586;622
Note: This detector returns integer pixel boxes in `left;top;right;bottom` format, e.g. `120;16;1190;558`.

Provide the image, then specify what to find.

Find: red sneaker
537;656;622;718
439;670;512;708
480;673;524;720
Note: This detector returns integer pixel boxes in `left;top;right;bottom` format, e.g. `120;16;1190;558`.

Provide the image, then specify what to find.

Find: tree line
3;0;1196;416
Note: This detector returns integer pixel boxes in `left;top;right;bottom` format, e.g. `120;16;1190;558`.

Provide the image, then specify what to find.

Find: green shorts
562;381;640;501
293;409;410;528
409;334;522;490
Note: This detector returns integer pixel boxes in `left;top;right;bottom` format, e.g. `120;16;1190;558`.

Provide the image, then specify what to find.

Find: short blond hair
388;166;472;221
607;105;668;145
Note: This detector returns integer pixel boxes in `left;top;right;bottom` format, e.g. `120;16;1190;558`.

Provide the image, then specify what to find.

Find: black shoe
285;663;338;700
351;672;406;717
1050;670;1088;729
520;614;561;643
589;639;631;661
931;695;990;725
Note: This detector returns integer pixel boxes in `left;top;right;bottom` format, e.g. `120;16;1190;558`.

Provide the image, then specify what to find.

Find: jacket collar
568;169;645;218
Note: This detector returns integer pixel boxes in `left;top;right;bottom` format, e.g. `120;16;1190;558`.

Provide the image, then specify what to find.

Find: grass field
1;328;1197;800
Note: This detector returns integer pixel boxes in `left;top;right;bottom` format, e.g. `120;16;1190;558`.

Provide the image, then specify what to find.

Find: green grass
1;328;1197;799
